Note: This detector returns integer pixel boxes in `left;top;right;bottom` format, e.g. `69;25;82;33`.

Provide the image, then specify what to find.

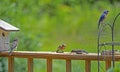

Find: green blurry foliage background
0;0;120;72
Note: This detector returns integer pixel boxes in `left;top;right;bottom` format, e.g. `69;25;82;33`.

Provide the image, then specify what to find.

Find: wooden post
66;59;71;72
8;56;14;72
47;58;52;72
85;60;91;72
28;58;33;72
105;60;111;71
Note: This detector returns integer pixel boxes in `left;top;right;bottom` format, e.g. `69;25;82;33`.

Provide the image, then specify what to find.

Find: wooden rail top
0;51;120;60
1;51;120;72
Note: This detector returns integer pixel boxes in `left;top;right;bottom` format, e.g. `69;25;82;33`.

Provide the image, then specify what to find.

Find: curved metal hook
98;23;112;42
97;12;120;72
112;12;120;29
111;12;120;68
97;23;112;72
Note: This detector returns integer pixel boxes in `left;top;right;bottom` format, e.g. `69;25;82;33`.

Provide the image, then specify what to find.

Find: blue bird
98;10;109;29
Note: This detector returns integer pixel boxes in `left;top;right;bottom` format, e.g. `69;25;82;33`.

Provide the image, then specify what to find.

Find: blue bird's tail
98;21;100;30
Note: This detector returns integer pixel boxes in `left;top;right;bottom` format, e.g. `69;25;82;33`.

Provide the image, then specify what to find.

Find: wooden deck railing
0;51;120;72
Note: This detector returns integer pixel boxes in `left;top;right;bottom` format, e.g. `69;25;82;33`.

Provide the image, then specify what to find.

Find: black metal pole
111;27;115;68
97;26;103;72
98;29;100;72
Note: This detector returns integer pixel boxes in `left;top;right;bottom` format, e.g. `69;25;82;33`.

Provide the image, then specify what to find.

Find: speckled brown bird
56;44;66;53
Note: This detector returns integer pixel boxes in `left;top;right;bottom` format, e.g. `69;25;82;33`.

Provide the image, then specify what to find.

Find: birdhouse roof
0;19;20;31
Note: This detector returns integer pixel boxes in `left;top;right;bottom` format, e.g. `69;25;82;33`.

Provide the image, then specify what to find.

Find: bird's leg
60;50;64;53
56;49;64;53
56;49;59;53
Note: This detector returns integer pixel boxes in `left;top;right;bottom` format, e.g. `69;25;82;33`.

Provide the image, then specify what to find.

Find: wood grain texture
105;60;111;71
47;58;52;72
8;56;14;72
85;60;91;72
66;59;71;72
28;58;33;72
0;51;120;61
1;51;120;72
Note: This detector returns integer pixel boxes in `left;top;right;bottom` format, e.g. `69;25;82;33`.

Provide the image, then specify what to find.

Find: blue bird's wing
99;14;106;23
98;13;106;29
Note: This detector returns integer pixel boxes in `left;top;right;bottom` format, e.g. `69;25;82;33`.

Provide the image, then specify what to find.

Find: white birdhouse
0;19;19;51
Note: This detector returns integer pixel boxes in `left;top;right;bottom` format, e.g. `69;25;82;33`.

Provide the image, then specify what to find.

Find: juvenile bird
98;10;109;29
9;39;18;56
56;44;66;53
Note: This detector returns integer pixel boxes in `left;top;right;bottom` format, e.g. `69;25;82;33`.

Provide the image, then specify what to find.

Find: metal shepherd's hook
111;12;120;68
97;12;120;72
